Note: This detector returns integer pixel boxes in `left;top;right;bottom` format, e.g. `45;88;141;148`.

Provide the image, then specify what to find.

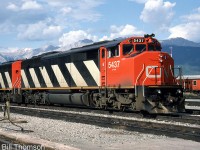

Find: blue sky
0;0;200;49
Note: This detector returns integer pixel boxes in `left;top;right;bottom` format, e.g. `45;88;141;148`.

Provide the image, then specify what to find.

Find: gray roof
42;39;124;60
182;75;200;79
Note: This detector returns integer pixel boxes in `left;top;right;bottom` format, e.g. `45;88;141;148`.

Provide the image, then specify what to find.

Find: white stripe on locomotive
29;68;41;88
0;73;5;88
51;65;69;87
5;72;12;88
83;60;100;86
65;63;87;86
21;69;30;88
39;66;53;87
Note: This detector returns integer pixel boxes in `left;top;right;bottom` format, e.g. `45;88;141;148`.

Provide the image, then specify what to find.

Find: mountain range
161;38;200;75
0;37;199;75
160;37;200;47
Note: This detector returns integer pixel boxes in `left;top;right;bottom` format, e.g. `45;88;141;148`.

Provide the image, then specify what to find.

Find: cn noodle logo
146;66;161;78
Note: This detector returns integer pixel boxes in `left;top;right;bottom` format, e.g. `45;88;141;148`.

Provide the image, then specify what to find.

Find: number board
133;38;144;43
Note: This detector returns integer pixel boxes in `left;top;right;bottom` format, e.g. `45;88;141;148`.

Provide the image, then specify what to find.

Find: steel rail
2;104;200;142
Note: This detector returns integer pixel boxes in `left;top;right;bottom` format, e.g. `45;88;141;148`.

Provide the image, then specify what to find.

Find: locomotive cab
99;34;171;87
99;34;185;114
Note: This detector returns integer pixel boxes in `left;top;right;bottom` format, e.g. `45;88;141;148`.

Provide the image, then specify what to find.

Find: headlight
177;89;182;94
156;89;161;94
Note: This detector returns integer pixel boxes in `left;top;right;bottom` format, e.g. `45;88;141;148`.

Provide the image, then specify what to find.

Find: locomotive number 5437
108;61;120;69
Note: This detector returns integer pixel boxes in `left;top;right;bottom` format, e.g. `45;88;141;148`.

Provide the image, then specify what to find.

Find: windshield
148;44;161;51
156;45;161;51
123;44;134;55
136;44;146;52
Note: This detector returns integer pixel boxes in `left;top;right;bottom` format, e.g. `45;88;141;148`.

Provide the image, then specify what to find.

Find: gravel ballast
0;113;200;150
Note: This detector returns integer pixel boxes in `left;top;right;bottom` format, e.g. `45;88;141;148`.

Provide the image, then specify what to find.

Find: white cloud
183;14;200;22
7;3;19;11
18;21;62;41
198;7;200;12
169;7;200;42
128;0;148;4
169;22;200;41
100;24;145;41
59;30;98;47
182;7;200;22
1;0;103;43
6;1;42;11
46;0;103;21
60;7;72;15
68;0;103;21
0;21;15;33
59;24;145;47
46;0;70;7
21;0;42;10
140;0;176;28
43;26;62;37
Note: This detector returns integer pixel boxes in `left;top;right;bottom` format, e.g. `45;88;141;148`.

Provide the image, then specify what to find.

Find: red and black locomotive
0;34;185;114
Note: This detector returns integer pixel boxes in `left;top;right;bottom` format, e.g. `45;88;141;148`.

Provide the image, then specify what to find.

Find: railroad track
1;102;200;125
1;104;200;142
185;99;200;106
185;99;200;114
1;103;200;125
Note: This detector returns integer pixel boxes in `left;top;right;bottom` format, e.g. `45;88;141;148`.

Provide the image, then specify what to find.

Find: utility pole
170;46;173;57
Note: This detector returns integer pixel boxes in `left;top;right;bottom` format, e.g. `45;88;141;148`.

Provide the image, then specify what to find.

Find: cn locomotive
0;34;185;114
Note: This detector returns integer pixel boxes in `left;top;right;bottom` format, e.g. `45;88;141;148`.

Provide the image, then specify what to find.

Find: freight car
0;34;185;114
182;75;200;94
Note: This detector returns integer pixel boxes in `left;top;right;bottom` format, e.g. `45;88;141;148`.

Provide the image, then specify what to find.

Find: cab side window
123;44;134;55
102;49;105;58
136;44;146;52
108;46;119;58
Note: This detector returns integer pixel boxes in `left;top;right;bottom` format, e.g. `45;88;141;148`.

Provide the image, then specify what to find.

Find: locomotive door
12;60;22;90
12;60;22;103
99;47;107;87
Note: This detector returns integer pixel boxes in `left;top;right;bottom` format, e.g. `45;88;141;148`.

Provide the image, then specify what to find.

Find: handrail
142;67;154;97
171;66;183;85
163;67;168;78
13;77;19;87
13;77;20;94
170;65;176;83
135;64;145;97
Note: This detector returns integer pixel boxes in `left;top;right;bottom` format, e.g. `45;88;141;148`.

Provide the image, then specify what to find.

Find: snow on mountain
55;39;93;52
0;39;92;63
0;37;200;75
30;45;59;57
0;54;7;62
0;45;59;63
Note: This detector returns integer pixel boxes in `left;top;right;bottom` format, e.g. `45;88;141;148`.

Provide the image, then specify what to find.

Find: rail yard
0;100;200;149
1;0;200;148
0;34;200;149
